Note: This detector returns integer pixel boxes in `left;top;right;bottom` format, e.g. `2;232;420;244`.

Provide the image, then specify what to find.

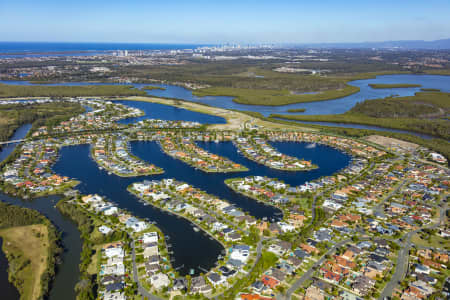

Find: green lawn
411;233;449;249
0;224;49;300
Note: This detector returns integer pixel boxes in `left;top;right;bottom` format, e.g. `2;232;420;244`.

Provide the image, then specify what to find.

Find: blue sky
1;0;450;43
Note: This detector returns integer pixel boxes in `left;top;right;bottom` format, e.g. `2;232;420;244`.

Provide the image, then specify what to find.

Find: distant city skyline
1;0;450;43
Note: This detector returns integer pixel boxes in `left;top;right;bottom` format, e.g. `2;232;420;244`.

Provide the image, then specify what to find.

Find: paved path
379;199;448;299
280;238;352;300
214;237;269;299
374;179;408;218
131;239;164;300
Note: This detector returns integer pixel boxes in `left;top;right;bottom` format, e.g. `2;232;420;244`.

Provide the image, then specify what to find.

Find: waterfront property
0;95;447;299
159;134;248;173
92;134;163;177
234;136;317;171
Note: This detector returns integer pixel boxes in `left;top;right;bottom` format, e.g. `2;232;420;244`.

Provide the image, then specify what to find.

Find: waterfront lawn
0;224;49;300
87;244;103;275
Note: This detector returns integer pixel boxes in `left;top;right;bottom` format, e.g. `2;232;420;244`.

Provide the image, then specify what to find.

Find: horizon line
0;38;449;45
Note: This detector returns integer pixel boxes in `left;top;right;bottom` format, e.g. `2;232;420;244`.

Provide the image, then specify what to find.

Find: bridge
0;139;25;145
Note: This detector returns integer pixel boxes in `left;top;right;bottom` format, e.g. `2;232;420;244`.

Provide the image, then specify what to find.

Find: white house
104;247;124;258
99;225;112;235
150;273;170;289
278;222;295;232
103;206;119;216
142;232;158;244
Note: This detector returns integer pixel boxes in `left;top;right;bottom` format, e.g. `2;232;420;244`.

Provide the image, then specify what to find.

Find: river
2;74;449;117
0;124;82;300
0;237;20;300
0;124;32;162
1;73;448;138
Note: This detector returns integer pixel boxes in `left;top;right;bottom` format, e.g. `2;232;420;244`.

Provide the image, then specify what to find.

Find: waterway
0;123;350;295
0;73;432;295
115;100;226;125
2;74;449;117
0;237;20;300
0;124;32;162
0;124;82;300
52;144;224;276
0;193;82;300
50;139;350;275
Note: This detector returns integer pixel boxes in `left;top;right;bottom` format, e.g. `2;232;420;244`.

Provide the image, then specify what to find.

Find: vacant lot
0;224;49;300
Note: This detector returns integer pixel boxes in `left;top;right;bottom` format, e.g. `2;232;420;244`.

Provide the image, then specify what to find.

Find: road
280;238;352;300
379;199;448;299
131;239;164;300
310;162;374;224
374;179;408;218
162;187;249;234
214;237;268;299
0;139;25;145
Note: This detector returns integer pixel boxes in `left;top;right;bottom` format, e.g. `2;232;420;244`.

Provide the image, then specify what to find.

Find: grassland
0;83;146;98
411;233;449;249
368;83;421;89
0;202;62;300
192;84;359;105
0;225;49;300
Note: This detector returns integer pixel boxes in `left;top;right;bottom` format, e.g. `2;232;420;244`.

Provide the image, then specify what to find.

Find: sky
1;0;450;44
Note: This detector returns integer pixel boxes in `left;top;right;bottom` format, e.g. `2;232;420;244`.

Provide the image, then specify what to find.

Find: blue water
52;144;224;276
0;237;20;300
169;74;450;116
51;140;350;275
0;193;82;300
115;100;226;124
1;74;449;117
0;42;210;57
139;83;235;104
0;124;32;162
1;74;448;138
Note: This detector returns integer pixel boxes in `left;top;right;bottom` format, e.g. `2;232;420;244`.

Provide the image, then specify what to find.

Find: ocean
0;42;210;56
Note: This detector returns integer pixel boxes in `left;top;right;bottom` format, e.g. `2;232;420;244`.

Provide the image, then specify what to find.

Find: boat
193;227;200;232
306;143;317;149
